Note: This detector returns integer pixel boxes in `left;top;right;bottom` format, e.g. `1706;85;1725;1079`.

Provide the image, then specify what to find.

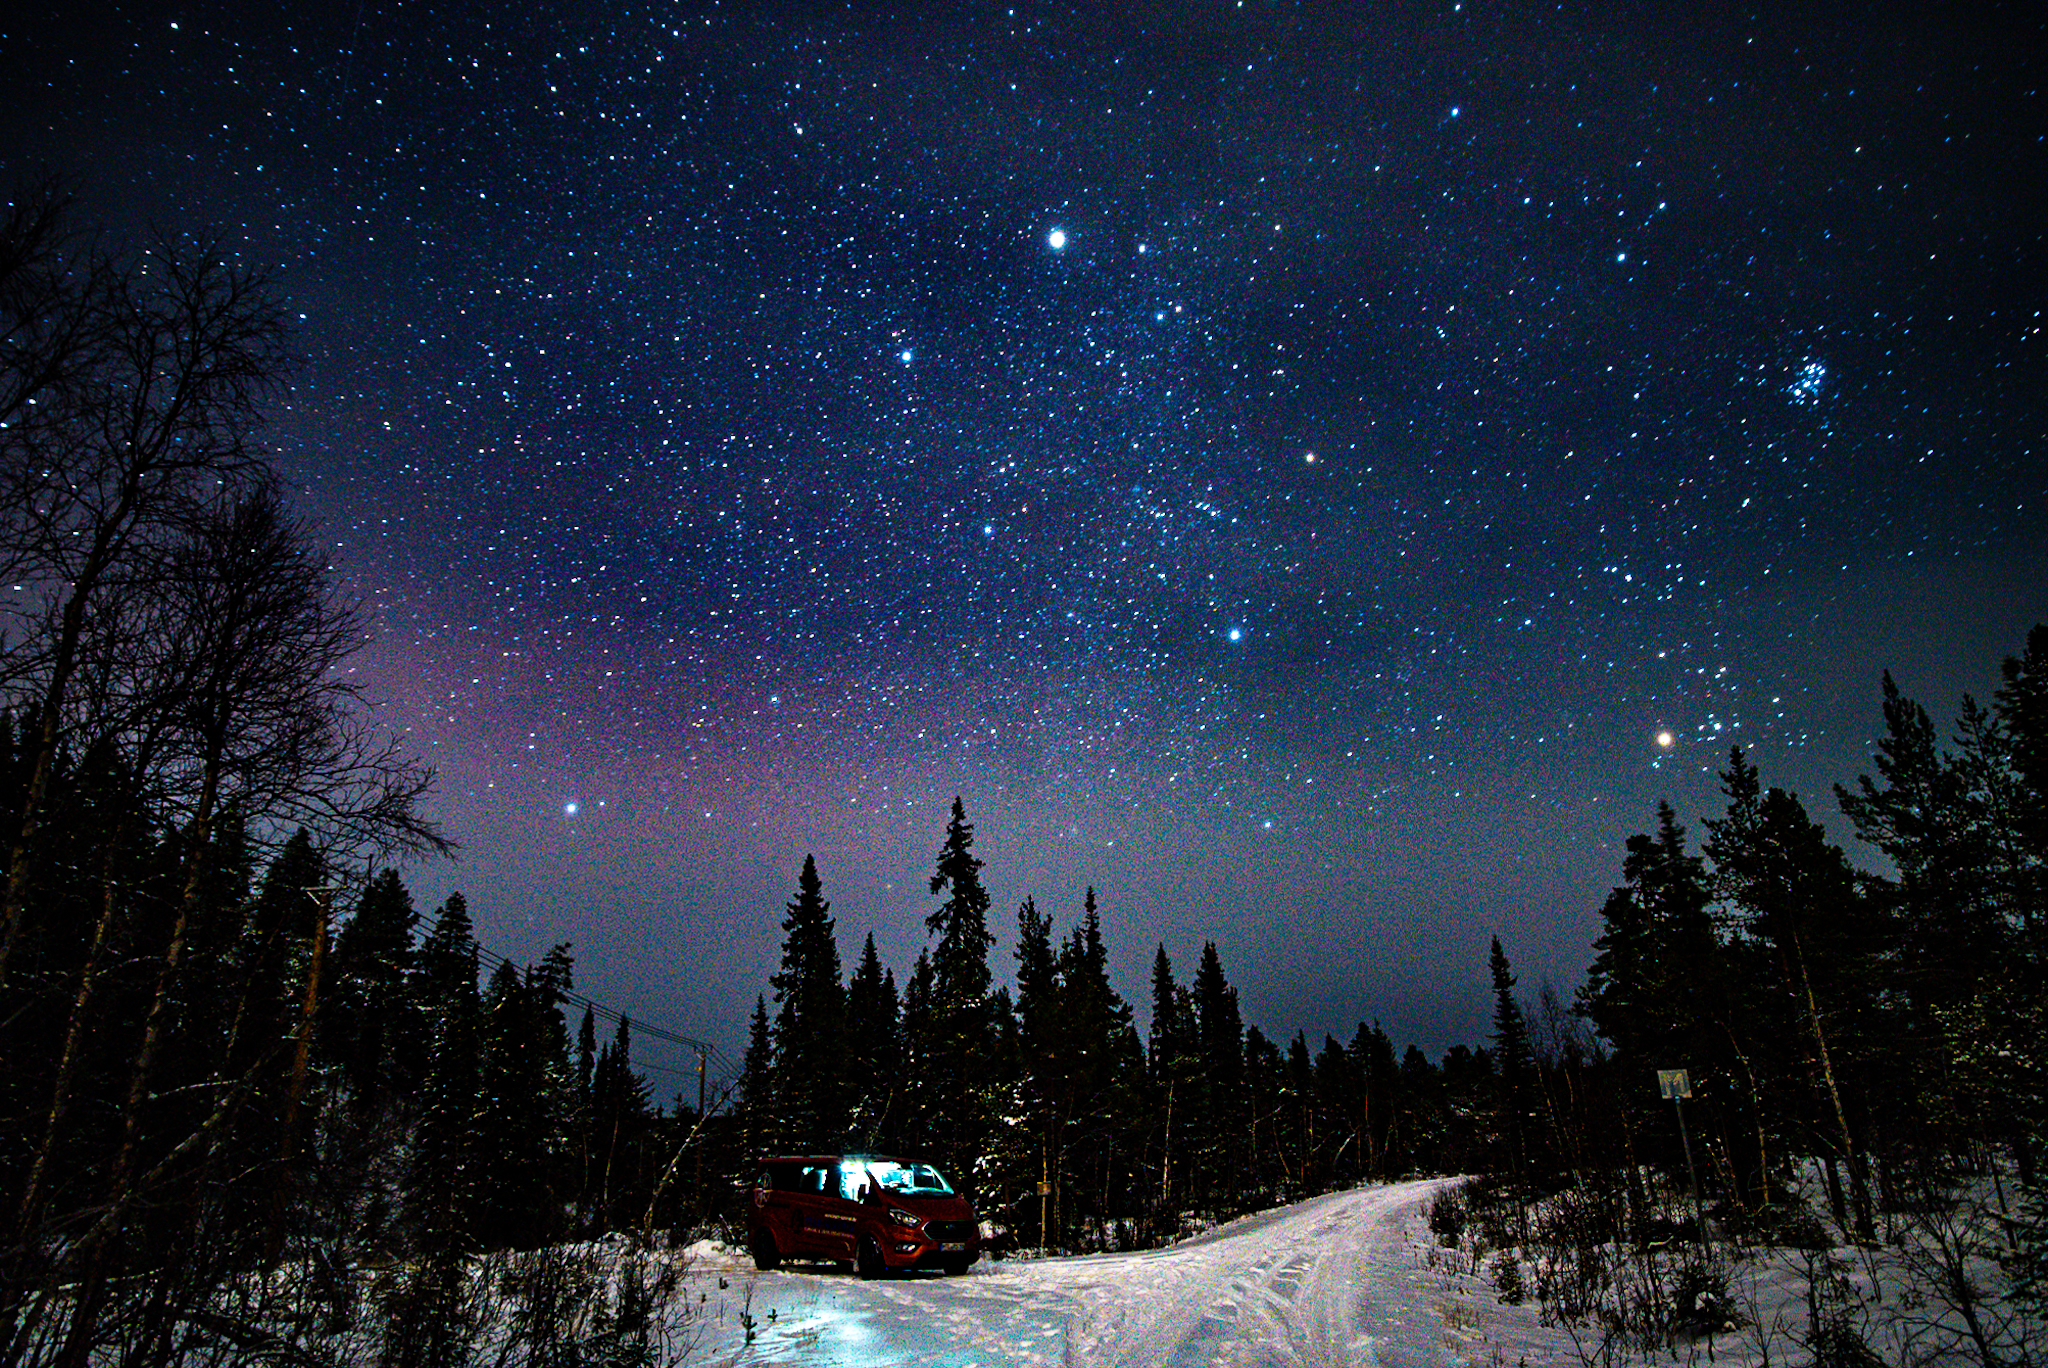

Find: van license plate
939;1242;965;1252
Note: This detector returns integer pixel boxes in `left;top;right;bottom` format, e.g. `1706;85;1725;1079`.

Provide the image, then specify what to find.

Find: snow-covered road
686;1179;1555;1367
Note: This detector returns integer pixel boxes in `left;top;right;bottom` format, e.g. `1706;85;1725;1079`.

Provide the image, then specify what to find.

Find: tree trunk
14;818;134;1245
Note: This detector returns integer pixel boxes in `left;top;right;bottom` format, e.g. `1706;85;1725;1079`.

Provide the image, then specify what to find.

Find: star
22;0;2033;1076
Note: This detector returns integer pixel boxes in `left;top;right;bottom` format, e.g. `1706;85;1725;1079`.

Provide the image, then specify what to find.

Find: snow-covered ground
677;1178;1572;1366
666;1175;2044;1366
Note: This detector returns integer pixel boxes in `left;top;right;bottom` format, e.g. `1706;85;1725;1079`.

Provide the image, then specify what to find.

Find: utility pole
695;1043;707;1215
270;884;345;1263
1659;1068;1707;1255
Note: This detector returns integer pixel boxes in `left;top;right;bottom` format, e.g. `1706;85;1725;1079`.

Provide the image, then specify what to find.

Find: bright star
1228;627;1243;642
1655;731;1674;748
1048;227;1067;251
899;348;914;365
563;801;579;816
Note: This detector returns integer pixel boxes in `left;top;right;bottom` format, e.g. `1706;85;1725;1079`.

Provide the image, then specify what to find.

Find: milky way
7;1;2045;1074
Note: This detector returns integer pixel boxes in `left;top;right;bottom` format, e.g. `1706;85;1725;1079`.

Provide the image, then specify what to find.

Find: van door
784;1161;859;1259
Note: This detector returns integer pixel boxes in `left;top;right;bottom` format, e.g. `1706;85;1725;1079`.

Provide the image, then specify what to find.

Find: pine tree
1837;673;1998;1018
769;855;847;1150
1997;625;2048;917
1576;803;1719;1070
1708;748;1887;1223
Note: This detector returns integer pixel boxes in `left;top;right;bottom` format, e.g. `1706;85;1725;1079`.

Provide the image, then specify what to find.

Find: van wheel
856;1236;886;1280
750;1229;781;1271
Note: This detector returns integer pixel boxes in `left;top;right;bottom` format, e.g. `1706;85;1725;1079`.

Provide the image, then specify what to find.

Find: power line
472;942;742;1082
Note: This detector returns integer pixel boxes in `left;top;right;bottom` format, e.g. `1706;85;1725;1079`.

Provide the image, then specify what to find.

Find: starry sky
7;0;2046;1081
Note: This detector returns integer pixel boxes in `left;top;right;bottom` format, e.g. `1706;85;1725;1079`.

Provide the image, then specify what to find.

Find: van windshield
849;1159;954;1197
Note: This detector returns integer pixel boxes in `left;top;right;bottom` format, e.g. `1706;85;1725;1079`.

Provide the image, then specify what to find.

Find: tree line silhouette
736;800;1505;1253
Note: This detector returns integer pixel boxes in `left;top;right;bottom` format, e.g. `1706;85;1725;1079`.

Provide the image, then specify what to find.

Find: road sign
1657;1068;1692;1099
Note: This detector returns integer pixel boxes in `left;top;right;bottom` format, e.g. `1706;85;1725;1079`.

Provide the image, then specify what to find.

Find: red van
747;1155;981;1277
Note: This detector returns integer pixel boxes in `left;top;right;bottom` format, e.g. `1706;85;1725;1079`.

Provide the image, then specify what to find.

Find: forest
3;185;2043;1366
727;623;2048;1363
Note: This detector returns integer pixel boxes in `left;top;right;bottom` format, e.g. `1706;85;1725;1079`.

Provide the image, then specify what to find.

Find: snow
679;1178;1574;1366
111;1174;2038;1365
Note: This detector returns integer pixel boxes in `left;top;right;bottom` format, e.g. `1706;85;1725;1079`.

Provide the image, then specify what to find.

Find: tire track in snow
722;1178;1471;1367
1019;1178;1462;1367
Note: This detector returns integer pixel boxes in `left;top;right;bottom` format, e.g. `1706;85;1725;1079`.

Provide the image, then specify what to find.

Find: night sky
7;0;2045;1082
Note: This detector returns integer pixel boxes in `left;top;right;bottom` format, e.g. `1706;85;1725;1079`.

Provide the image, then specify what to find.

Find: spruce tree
578;1005;598;1102
1350;1021;1400;1177
740;995;776;1160
226;830;328;1079
1014;898;1056;1073
1013;899;1058;1242
1147;945;1197;1218
210;830;328;1243
475;957;569;1248
1053;890;1139;1229
589;1017;651;1229
329;868;418;1104
1489;937;1534;1193
845;933;899;1148
918;798;996;1179
769;855;847;1150
899;949;934;1150
1191;942;1245;1215
408;894;482;1253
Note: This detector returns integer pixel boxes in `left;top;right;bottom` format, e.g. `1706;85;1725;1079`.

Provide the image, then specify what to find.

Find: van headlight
888;1208;924;1229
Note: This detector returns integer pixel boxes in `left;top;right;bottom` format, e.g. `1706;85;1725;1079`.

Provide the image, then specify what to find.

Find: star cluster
7;0;2044;1057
